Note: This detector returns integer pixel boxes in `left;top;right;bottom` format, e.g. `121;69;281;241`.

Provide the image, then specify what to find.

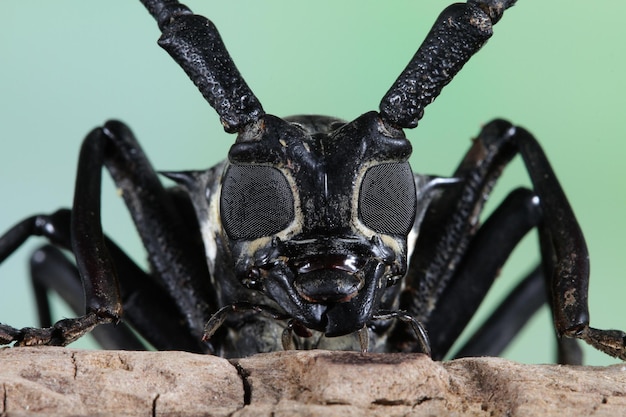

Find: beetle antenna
379;0;516;129
139;0;265;133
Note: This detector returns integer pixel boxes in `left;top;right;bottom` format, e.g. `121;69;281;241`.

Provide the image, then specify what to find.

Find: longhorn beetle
1;1;625;363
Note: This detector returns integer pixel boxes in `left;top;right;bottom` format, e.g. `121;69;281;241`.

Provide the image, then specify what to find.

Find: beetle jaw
262;259;390;337
235;235;407;337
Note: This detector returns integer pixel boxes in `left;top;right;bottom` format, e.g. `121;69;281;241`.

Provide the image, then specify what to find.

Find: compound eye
220;164;295;240
358;162;416;236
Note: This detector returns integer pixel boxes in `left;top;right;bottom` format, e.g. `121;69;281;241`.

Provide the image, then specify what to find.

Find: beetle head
219;111;416;336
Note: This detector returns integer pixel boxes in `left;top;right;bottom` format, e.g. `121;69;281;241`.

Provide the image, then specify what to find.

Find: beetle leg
1;121;215;350
0;205;205;350
98;121;215;345
203;302;291;343
29;244;145;350
30;238;206;352
578;328;626;360
0;209;117;346
399;119;624;361
450;263;583;364
71;127;125;330
416;118;626;361
419;185;584;363
423;188;544;358
403;119;521;336
509;123;626;360
0;311;100;347
452;265;547;358
400;121;540;358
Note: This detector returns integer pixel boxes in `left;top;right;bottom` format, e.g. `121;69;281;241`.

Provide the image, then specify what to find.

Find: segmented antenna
140;0;265;133
380;0;516;129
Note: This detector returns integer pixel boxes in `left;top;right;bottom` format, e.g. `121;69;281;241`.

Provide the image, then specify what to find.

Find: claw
579;327;626;361
203;302;291;343
1;312;106;347
0;323;21;345
372;310;431;357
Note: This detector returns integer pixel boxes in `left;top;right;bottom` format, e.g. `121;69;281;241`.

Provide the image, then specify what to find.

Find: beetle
1;0;624;360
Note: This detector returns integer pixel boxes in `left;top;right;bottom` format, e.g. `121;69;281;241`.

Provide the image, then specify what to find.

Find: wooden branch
1;347;625;416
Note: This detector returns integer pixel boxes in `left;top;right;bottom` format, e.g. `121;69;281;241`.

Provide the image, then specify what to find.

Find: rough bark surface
1;347;625;416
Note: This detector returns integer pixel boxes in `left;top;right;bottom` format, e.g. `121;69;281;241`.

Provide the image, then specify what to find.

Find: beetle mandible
1;0;624;364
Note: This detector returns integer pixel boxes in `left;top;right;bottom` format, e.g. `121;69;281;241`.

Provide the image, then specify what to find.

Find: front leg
0;121;214;349
510;122;626;360
401;119;626;362
0;310;103;347
447;119;626;360
72;125;125;327
0;129;125;346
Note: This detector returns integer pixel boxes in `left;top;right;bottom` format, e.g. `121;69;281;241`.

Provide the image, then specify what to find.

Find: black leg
102;218;208;352
30;236;206;351
30;245;82;328
0;210;110;346
0;206;205;350
1;120;215;350
402;118;520;332
402;119;626;361
451;263;583;365
452;266;546;358
424;188;543;359
510;124;626;360
30;244;146;350
71;130;124;326
100;121;214;345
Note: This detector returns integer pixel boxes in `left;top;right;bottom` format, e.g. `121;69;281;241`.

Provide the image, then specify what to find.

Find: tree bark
1;347;625;416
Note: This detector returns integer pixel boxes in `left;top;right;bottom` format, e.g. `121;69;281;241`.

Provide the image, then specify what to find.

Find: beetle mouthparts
294;269;364;303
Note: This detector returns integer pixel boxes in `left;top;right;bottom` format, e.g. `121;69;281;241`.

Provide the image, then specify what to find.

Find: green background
1;1;625;365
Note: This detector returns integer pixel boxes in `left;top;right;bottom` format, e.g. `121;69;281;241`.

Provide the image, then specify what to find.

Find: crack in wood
1;348;625;416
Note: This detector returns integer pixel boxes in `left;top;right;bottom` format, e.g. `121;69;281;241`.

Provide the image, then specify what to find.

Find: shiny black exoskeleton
1;0;625;362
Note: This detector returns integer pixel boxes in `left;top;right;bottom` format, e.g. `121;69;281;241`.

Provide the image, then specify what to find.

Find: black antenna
380;0;516;129
140;0;265;133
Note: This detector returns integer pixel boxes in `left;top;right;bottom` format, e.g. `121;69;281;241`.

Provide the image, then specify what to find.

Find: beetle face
218;111;416;336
